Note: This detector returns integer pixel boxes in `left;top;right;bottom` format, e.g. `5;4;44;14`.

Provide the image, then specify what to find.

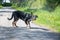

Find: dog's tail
7;14;14;20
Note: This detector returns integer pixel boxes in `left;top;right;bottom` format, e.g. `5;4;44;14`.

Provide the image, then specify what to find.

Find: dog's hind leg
15;21;18;27
12;21;18;27
12;18;19;27
12;21;15;27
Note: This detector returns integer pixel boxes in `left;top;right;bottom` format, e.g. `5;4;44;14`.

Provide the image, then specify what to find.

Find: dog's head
31;12;38;20
25;12;38;22
27;12;38;21
31;15;38;21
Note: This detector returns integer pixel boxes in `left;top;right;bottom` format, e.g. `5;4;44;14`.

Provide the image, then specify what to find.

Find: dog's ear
31;12;33;15
36;15;38;18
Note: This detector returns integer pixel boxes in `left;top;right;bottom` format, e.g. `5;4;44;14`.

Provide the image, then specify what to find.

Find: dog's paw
7;18;9;19
26;26;31;29
16;26;19;27
27;27;30;29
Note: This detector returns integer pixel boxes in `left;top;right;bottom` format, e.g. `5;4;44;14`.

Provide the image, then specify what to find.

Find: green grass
0;5;2;8
11;5;60;32
34;6;60;32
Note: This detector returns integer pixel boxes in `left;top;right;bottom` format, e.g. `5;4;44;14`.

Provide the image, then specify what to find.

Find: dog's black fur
8;10;38;28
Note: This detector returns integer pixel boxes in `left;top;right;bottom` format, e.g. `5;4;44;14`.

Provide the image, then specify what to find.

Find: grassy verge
34;6;60;32
11;6;60;32
0;5;2;8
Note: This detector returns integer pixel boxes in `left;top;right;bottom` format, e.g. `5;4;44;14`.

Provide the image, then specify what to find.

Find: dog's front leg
26;21;31;29
25;21;30;28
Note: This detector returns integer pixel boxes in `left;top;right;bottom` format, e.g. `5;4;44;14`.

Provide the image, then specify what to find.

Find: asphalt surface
0;7;60;40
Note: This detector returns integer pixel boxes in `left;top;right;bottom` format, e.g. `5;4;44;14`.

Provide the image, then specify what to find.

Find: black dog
7;10;38;28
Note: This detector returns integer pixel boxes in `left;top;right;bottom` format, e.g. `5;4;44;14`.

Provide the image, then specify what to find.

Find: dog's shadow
0;26;50;31
30;27;50;31
18;26;50;31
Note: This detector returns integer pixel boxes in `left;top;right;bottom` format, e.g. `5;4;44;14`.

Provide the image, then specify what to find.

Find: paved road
0;27;60;40
0;7;60;40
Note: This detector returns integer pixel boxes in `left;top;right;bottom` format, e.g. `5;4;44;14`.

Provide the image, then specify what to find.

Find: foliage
0;0;3;8
2;3;12;6
0;0;2;5
43;0;60;12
